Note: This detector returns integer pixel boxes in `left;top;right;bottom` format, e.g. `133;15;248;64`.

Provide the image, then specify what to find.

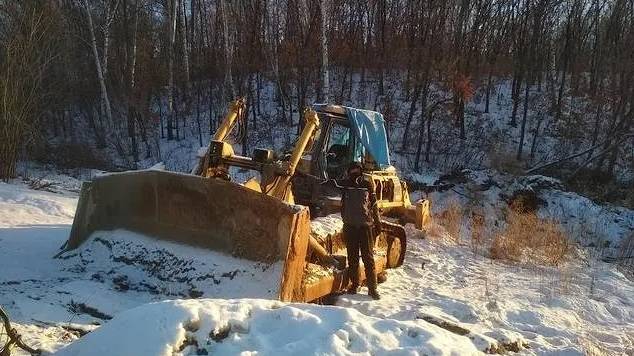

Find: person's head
347;162;363;179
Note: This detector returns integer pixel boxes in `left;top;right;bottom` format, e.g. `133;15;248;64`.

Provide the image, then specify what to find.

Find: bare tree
0;1;58;180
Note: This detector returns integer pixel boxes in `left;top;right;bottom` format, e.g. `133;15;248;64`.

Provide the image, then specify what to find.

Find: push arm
193;98;246;176
213;97;246;141
267;108;320;202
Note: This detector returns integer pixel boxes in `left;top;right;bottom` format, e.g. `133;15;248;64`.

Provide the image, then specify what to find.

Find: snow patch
55;298;482;356
310;213;344;240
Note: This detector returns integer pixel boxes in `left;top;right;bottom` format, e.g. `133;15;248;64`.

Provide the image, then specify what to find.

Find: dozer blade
64;170;311;302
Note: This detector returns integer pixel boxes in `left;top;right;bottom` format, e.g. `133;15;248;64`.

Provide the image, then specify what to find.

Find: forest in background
0;0;633;192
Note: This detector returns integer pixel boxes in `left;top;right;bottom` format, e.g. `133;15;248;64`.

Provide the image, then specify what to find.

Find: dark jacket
339;177;382;227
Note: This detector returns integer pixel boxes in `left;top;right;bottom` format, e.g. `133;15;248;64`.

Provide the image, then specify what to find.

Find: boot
368;288;381;300
347;270;359;294
366;270;380;300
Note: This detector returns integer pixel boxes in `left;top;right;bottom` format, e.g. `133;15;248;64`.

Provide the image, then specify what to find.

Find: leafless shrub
490;208;572;266
428;120;489;171
30;143;111;170
488;147;525;175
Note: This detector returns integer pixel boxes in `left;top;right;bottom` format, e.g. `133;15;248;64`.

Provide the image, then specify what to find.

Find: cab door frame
314;113;357;180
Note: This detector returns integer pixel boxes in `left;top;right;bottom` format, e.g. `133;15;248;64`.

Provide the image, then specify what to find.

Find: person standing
339;162;382;300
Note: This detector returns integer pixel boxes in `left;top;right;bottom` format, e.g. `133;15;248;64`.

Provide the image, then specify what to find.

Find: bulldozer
62;98;432;302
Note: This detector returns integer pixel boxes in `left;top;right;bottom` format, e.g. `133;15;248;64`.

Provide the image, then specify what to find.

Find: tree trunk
517;80;530;160
208;83;214;134
181;0;191;89
402;83;422;151
174;89;180;140
126;0;139;165
425;108;432;163
556;22;570;121
196;81;203;147
241;76;254;156
414;83;429;171
220;0;235;99
485;71;492;113
587;104;602;160
102;0;118;78
556;67;567;120
510;72;522;126
530;115;543;160
458;99;465;139
167;0;178;140
319;0;329;102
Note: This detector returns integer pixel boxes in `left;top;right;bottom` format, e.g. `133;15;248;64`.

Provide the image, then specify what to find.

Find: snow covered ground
1;175;633;355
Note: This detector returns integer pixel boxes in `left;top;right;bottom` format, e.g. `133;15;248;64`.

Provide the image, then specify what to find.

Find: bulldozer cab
293;105;389;213
308;105;385;179
321;118;354;179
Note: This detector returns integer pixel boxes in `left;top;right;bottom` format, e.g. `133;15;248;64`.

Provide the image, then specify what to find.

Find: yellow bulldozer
62;98;431;302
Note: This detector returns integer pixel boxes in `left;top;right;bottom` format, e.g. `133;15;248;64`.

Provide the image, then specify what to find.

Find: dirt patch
417;314;470;336
485;340;529;354
508;189;545;213
210;324;231;342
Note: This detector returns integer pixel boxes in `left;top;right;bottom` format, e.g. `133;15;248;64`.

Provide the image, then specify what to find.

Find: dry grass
490;209;572;266
470;212;485;255
579;337;613;356
439;201;463;243
426;222;447;239
616;233;634;279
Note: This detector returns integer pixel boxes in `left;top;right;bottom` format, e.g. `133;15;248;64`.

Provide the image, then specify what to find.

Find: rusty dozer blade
63;170;312;302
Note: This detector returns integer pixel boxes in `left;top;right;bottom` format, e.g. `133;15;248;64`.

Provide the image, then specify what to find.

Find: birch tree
180;0;191;89
124;0;139;164
83;0;125;157
102;0;120;79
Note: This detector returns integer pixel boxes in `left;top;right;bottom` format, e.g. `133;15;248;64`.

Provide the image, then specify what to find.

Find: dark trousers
343;224;377;291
